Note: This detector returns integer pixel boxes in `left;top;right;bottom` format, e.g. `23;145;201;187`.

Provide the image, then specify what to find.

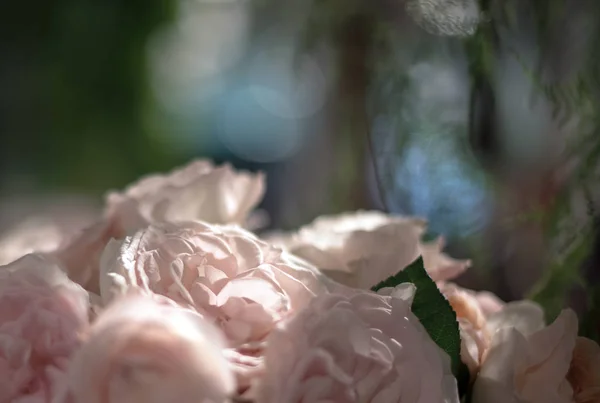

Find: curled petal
49;219;119;293
420;237;470;282
473;309;578;403
485;301;545;337
438;283;500;378
270;211;470;290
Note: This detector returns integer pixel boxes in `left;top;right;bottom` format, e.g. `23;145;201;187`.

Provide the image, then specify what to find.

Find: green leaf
371;257;462;377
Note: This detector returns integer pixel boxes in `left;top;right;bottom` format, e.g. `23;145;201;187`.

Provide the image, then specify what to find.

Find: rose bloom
267;211;470;289
62;292;235;403
472;303;579;403
99;220;327;346
0;254;89;403
438;283;505;378
48;160;265;293
105;160;265;233
252;284;459;403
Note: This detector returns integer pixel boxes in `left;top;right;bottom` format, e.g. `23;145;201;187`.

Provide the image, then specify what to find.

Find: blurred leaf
529;227;594;322
371;257;462;378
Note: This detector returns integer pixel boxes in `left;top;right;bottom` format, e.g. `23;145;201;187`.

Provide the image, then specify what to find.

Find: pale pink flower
472;304;578;403
105;160;265;234
99;220;327;346
0;254;89;403
63;292;235;403
267;210;470;289
49;160;265;293
438;283;505;378
253;284;459;403
567;337;600;403
419;236;471;283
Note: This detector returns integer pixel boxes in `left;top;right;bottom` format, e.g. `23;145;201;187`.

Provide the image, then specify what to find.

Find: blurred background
1;0;599;330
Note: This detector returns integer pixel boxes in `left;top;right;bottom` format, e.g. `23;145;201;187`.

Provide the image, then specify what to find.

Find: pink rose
63;292;235;403
105;160;265;233
267;211;470;289
438;283;505;378
472;303;578;403
98;220;327;392
253;284;459;403
49;160;265;293
0;254;89;403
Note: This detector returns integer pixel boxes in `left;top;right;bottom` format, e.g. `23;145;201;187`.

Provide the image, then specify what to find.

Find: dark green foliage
371;257;462;378
0;0;178;193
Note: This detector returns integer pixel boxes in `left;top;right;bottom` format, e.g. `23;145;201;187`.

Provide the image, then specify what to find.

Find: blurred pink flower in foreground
64;292;235;403
267;210;470;289
0;254;89;403
50;160;265;293
472;303;578;403
253;284;459;403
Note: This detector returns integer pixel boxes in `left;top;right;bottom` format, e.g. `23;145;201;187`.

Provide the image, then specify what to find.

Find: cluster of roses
0;160;598;403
